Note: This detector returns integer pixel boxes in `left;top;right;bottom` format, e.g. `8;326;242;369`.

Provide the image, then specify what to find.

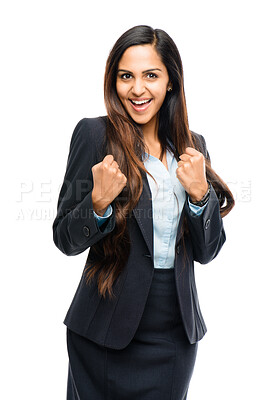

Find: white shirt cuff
93;204;113;226
188;198;209;216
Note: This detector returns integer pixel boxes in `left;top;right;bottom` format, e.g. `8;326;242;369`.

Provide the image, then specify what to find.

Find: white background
1;0;266;398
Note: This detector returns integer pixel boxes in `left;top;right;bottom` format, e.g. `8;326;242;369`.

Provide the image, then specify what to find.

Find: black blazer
52;116;226;350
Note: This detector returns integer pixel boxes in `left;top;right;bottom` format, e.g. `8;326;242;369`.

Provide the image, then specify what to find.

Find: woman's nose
131;79;145;97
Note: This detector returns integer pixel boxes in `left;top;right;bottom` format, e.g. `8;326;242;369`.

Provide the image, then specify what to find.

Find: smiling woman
116;45;171;129
53;24;234;400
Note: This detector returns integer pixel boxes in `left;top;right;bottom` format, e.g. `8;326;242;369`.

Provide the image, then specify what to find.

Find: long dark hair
85;25;235;299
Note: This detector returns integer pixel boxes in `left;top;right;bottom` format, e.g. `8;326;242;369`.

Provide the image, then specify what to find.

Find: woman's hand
176;147;208;202
91;155;127;216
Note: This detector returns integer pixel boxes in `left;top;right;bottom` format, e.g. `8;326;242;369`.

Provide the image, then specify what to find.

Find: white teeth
131;99;151;105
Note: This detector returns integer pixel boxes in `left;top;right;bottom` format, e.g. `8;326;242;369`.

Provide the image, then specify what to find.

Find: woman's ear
167;83;173;92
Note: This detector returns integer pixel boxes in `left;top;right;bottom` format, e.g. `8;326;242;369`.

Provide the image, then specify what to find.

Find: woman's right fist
91;155;127;216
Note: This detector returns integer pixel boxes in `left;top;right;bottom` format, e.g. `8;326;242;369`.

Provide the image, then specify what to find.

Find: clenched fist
176;147;208;202
91;155;127;216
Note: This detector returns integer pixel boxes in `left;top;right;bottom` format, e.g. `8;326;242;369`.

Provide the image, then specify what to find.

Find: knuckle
119;170;124;178
121;174;127;183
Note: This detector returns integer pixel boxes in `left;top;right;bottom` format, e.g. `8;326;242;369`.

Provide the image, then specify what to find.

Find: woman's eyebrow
117;68;162;74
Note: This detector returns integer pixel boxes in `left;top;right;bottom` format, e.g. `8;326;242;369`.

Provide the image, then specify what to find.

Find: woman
53;25;234;400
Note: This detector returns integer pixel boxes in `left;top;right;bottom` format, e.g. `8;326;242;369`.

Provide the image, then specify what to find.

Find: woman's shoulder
71;115;108;146
73;115;108;134
190;129;208;159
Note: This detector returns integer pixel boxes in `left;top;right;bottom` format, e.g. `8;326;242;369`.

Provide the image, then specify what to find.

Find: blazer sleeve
184;133;226;264
52;118;116;256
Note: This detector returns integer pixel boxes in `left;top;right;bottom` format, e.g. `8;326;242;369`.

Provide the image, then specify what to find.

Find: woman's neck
142;116;160;151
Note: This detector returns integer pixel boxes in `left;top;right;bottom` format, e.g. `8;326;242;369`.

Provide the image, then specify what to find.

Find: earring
167;86;172;92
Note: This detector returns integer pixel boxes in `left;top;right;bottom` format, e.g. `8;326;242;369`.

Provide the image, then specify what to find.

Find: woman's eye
121;73;132;80
147;73;157;79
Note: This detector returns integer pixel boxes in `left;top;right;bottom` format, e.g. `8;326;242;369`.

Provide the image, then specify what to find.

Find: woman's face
116;44;171;129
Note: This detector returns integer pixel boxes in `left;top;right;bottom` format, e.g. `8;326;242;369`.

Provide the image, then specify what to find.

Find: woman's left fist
176;147;208;202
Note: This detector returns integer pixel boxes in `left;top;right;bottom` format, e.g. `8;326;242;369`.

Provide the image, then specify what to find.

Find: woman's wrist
189;181;211;207
92;190;110;216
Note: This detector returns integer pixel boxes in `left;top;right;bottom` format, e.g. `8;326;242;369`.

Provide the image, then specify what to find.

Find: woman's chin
128;112;155;127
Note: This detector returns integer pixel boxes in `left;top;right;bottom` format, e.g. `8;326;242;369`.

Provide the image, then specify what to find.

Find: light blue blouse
93;147;208;269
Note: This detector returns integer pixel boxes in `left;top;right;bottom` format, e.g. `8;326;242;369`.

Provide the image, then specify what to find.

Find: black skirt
66;268;198;400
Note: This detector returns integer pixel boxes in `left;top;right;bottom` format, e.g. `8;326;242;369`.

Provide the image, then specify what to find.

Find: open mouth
129;98;152;112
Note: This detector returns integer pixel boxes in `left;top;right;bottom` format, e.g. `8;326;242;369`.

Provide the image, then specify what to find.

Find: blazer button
83;226;90;237
205;219;210;230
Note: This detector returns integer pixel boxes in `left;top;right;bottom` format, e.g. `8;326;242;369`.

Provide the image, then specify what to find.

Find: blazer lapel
175;205;186;245
132;172;154;259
